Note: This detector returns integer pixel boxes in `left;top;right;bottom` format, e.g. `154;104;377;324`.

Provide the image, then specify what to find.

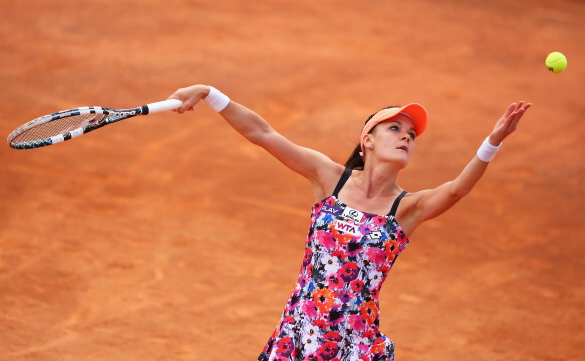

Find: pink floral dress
258;168;409;361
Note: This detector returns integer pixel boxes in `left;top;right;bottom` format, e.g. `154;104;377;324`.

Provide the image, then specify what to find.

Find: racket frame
7;99;182;149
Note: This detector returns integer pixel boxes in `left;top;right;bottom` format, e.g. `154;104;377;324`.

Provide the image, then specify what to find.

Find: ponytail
344;143;364;170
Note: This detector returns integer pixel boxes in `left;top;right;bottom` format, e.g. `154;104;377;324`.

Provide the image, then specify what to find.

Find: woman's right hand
167;84;211;114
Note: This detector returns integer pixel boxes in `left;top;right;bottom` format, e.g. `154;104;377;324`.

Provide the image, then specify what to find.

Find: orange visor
360;103;428;153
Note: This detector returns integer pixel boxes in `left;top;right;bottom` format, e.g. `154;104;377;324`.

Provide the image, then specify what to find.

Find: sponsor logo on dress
334;220;360;236
368;231;383;240
322;205;341;217
342;208;364;223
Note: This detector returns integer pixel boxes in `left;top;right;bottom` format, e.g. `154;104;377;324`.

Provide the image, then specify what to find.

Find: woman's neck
353;164;402;199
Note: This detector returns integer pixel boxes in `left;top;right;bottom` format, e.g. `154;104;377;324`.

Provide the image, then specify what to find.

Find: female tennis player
167;84;531;361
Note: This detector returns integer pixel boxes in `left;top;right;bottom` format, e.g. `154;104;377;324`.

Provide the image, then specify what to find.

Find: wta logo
334;220;359;236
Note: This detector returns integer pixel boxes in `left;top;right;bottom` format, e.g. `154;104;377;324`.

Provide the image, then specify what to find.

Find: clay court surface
1;0;584;360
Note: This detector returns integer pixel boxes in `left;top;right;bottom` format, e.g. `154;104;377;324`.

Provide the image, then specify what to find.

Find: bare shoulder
312;162;346;201
395;190;423;216
394;189;429;237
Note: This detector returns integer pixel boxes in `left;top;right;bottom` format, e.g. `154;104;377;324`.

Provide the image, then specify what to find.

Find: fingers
505;101;532;122
503;103;517;118
177;101;196;114
512;101;532;113
507;102;532;131
167;87;200;114
504;102;523;118
166;91;184;113
492;101;532;142
167;95;183;113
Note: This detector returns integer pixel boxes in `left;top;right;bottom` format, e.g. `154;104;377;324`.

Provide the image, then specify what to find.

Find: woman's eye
390;125;399;131
409;133;416;140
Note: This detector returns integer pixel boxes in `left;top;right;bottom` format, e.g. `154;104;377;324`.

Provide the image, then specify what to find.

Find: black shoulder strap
332;168;352;197
388;191;407;217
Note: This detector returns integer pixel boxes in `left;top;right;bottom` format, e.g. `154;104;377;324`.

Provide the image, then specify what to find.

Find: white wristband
204;86;230;112
477;136;502;162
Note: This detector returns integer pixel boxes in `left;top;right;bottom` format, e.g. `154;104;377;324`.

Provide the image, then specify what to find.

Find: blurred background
1;0;584;360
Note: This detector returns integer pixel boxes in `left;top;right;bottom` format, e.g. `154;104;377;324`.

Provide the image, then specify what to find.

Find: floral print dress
258;168;410;361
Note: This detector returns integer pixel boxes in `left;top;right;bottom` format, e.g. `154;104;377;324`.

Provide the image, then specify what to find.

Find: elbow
247;126;273;146
448;182;472;200
453;188;471;199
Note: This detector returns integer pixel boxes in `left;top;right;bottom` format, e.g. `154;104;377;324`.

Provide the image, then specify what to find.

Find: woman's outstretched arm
167;85;343;197
401;102;532;233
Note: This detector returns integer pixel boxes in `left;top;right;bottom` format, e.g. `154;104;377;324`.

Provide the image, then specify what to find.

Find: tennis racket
7;99;183;149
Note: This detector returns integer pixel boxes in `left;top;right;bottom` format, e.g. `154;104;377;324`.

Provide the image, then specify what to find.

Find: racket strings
10;114;105;142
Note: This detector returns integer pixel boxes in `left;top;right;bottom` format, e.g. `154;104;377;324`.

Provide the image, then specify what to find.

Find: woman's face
366;114;416;166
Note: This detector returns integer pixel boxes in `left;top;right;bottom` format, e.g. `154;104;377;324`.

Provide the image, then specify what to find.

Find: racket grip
143;99;183;114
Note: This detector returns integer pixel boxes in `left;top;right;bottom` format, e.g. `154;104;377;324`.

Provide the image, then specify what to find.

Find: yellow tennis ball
545;52;567;73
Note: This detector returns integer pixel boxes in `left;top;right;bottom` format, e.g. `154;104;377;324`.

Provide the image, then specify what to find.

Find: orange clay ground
1;1;584;360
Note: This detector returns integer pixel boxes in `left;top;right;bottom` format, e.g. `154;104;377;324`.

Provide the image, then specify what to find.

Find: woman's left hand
488;101;532;145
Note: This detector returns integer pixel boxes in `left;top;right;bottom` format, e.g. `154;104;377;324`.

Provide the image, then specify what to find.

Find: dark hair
343;106;401;170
